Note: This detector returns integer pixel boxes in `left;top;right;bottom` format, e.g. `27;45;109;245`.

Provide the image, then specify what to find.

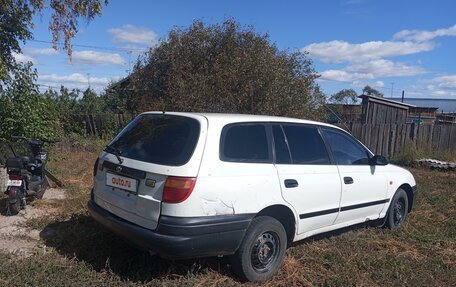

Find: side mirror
369;155;389;166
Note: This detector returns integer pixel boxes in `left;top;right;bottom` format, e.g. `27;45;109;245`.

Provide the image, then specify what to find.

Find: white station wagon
89;112;417;282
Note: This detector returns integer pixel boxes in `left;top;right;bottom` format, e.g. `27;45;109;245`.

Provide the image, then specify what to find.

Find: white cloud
72;50;125;66
319;70;373;82
39;73;112;88
350;80;385;89
431;75;456;89
393;24;456;42
374;81;385;88
108;24;158;45
12;52;35;63
25;47;58;56
302;40;434;63
347;59;426;77
318;59;425;83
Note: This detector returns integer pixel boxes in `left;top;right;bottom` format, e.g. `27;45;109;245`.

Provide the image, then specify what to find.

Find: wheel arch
256;205;296;244
398;183;414;212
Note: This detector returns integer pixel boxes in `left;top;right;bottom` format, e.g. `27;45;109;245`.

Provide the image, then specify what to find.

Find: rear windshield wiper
105;144;123;164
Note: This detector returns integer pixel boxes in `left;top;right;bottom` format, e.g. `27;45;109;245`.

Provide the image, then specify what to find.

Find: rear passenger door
321;128;388;225
273;124;342;234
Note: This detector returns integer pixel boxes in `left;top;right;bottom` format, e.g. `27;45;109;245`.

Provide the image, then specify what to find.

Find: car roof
141;111;343;130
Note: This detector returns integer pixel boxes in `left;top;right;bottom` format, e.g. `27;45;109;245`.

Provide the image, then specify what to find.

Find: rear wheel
385;188;409;229
8;188;22;215
230;216;287;282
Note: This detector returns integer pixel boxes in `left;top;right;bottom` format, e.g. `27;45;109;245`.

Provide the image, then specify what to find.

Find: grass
391;141;456;166
0;145;455;286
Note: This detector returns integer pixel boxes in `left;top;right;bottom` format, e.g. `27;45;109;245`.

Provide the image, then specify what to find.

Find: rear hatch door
93;113;207;230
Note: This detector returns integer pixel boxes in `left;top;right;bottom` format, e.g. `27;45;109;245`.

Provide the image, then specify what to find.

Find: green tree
0;0;108;82
0;63;56;139
362;85;383;97
329;88;358;104
42;85;80;134
79;88;104;114
115;19;325;120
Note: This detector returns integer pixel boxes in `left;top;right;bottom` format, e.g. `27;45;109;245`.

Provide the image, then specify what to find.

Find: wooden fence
344;123;456;157
73;114;456;157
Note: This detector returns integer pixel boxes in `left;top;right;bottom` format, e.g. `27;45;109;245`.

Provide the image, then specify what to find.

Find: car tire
385;188;409;229
230;216;287;282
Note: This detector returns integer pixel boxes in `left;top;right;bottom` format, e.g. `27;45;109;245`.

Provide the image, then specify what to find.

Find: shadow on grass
39;214;234;283
39;213;384;283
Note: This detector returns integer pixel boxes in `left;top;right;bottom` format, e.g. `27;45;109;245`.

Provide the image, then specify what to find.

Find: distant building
359;95;414;124
436;113;456;125
407;107;438;125
391;98;456;113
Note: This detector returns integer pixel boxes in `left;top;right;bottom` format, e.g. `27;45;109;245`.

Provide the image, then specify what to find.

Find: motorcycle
4;136;53;215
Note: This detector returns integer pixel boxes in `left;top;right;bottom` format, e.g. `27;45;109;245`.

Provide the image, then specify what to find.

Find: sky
14;0;456;101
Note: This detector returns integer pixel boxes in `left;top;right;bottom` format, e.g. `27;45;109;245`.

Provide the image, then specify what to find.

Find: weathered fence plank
342;122;455;157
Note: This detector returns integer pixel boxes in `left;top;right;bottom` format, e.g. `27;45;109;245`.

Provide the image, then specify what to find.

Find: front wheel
35;179;47;199
230;216;287;282
385;188;409;229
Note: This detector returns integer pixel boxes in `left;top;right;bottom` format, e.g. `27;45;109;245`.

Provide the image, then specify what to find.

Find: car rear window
108;114;200;166
220;124;271;163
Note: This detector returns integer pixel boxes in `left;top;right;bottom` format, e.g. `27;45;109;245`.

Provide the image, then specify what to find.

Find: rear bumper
88;199;254;260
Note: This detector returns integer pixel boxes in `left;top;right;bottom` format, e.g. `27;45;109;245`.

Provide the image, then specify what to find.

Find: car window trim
321;127;372;166
271;122;332;166
219;122;273;164
270;124;293;164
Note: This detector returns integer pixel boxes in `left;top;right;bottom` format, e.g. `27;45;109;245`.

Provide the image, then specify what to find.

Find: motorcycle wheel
8;188;22;215
35;178;47;199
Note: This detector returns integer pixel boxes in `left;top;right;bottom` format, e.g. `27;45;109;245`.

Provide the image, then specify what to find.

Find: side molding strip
299;198;390;220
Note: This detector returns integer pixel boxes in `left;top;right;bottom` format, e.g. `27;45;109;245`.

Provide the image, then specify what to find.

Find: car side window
322;128;370;165
221;124;271;163
274;124;331;165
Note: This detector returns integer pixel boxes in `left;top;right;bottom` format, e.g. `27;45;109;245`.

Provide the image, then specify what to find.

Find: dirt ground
0;188;65;256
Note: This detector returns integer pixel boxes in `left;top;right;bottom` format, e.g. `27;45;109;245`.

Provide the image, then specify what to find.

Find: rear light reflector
9;175;21;180
163;177;197;203
93;158;100;177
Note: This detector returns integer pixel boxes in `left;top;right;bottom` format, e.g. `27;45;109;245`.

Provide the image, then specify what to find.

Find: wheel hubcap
251;232;279;272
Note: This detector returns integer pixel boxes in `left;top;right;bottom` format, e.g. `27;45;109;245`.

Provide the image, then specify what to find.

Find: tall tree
0;0;108;83
116;19;325;120
329;89;358;104
362;85;383;97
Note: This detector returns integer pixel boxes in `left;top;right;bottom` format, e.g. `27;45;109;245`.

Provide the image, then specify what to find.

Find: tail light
163;177;197;203
93;158;100;177
9;175;22;180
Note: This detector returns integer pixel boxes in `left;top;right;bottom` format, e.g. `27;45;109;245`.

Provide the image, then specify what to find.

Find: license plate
7;180;22;187
106;173;137;193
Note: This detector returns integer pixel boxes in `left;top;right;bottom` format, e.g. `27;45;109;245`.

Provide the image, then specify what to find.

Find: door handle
284;179;299;188
344;177;354;184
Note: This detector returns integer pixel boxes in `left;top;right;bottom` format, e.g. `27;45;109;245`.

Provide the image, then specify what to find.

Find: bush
0;63;57;140
114;19;325;120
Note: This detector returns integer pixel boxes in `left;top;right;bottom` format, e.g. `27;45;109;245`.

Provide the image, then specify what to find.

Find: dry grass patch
0;145;455;286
